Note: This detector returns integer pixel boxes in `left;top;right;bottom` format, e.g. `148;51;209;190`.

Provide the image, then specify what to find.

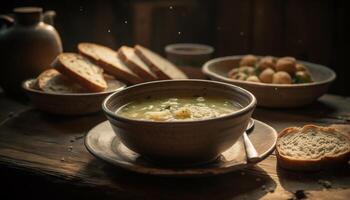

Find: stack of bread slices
36;43;188;93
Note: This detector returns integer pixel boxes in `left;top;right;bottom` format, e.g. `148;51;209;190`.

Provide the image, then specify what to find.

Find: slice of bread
78;43;143;84
276;125;350;171
118;46;158;81
101;73;125;92
37;68;59;90
37;69;86;93
52;53;107;92
134;45;188;79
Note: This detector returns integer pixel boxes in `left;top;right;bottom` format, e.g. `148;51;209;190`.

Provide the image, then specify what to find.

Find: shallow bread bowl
102;79;256;165
23;79;126;115
202;56;336;108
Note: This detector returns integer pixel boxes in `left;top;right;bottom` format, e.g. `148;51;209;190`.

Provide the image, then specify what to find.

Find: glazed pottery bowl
102;79;256;165
202;55;336;108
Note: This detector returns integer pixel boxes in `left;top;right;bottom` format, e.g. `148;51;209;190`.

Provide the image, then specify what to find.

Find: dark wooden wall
1;0;349;95
215;0;350;96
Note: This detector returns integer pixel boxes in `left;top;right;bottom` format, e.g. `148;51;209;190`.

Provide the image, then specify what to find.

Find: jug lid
14;7;43;25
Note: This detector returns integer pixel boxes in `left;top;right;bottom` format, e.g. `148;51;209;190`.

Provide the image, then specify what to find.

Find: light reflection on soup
116;95;242;121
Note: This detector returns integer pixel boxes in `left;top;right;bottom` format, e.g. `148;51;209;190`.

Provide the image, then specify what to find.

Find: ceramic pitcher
0;7;63;97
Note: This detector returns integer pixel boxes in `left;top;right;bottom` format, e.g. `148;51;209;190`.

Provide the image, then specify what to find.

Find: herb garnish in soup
116;95;241;121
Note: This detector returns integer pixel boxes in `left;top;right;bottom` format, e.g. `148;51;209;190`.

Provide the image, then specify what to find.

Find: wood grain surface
0;67;349;199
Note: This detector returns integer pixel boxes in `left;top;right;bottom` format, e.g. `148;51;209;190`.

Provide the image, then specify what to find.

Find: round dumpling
228;66;255;78
239;55;258;67
275;57;296;75
296;63;307;72
239;66;255;75
228;68;240;77
272;71;292;84
231;72;248;80
258;56;275;70
295;71;312;83
259;68;275;83
246;75;261;83
280;57;296;63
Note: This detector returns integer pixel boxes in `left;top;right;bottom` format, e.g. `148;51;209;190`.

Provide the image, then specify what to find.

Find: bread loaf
276;125;350;171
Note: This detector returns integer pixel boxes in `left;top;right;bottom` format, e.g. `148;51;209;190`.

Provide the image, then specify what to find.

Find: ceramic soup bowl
102;80;256;165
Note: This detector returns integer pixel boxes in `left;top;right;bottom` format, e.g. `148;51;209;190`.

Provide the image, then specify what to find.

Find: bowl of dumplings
202;55;336;108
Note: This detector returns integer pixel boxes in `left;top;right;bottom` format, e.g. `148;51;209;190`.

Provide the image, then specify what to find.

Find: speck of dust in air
178;31;182;35
108;29;111;33
124;20;128;24
169;6;173;10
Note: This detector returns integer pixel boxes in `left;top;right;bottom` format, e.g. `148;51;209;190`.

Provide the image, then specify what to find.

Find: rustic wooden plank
0;107;348;199
284;0;333;63
252;0;284;56
215;0;253;55
0;95;349;199
0;94;31;124
0;68;349;199
132;0;214;54
253;94;350;132
331;0;350;95
132;1;154;47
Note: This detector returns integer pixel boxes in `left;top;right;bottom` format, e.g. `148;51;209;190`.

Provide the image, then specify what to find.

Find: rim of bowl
165;43;214;55
202;55;337;88
22;78;126;96
102;79;257;124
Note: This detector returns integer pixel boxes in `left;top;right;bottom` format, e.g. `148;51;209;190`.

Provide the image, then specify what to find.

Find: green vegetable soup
116;95;242;121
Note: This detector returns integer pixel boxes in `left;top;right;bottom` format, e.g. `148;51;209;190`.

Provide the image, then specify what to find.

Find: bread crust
52;53;107;92
37;68;58;90
118;46;157;81
134;46;168;80
276;125;350;171
37;68;85;93
134;45;187;80
78;43;143;84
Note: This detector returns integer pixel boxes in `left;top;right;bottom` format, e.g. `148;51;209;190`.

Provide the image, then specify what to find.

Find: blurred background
1;0;349;95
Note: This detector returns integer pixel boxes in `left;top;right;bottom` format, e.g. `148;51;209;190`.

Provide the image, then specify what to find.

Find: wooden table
0;67;349;200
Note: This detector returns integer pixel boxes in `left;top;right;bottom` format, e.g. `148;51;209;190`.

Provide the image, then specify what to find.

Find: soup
116;95;242;121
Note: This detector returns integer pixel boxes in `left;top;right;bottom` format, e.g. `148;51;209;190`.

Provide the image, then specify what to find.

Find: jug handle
43;10;56;26
0;15;14;29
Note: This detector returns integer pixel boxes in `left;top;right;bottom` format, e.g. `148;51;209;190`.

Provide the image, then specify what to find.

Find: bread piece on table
37;69;86;93
118;46;158;81
78;43;143;84
276;125;350;171
52;53;107;92
134;45;188;80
